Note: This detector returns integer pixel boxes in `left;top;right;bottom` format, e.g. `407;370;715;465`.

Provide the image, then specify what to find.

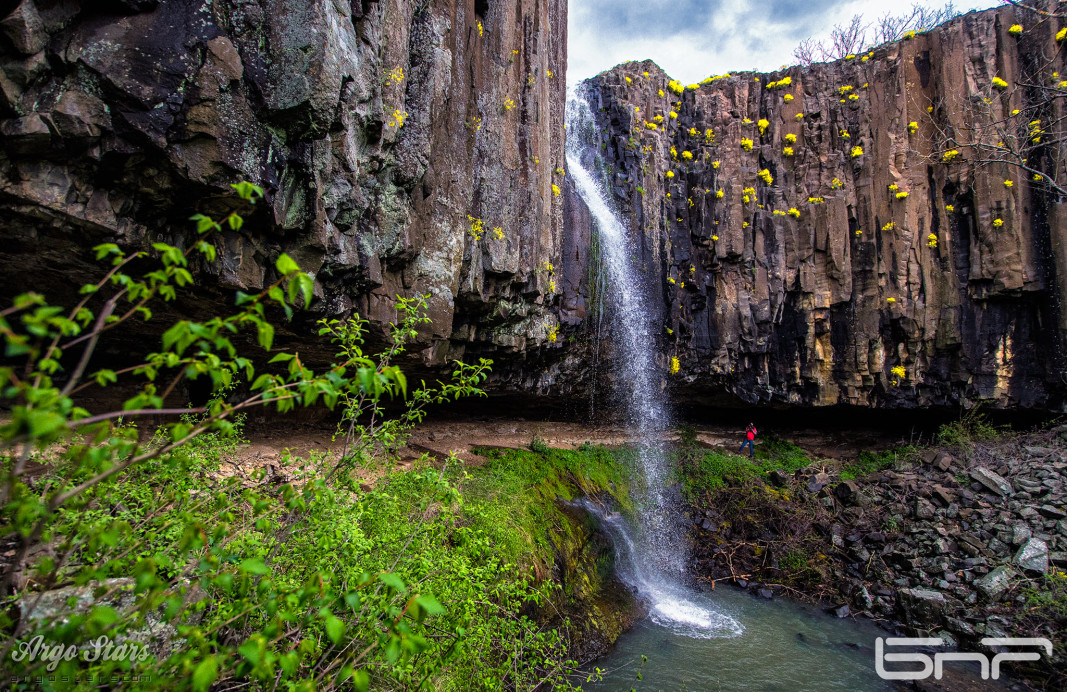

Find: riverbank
680;419;1066;690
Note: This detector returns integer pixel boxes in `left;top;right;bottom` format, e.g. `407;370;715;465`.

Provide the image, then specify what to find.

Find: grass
936;406;1001;447
839;446;916;480
674;429;812;499
460;444;632;567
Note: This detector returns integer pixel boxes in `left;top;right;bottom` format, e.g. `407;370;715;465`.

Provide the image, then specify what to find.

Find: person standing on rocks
739;423;757;458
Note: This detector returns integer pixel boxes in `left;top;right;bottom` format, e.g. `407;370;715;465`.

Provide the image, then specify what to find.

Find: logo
10;635;152;673
875;637;1052;681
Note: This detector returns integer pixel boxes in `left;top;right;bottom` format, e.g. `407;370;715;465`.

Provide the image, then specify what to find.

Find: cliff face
577;4;1067;410
0;0;569;388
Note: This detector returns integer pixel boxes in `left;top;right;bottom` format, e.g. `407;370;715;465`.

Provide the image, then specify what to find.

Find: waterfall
566;88;742;638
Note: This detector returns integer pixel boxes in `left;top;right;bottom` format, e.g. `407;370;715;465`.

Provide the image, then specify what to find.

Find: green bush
936;406;1001;448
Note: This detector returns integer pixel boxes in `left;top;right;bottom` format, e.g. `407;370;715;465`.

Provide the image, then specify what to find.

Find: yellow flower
682;150;693;160
757;118;770;135
689;127;698;136
945;204;955;212
666;170;675;178
855;230;862;236
1058;27;1067;41
477;20;484;36
666;328;673;335
992;77;1009;89
993;218;1004;227
758;169;773;185
795;113;804;120
848;93;858;101
882;222;895;231
646;122;658;130
1009;24;1022;35
891;365;906;379
783;94;794;102
669;356;680;375
668;80;685;95
715;190;724;199
504;98;516;111
896;191;908;199
654;114;664;123
712;160;721;169
887;297;896;303
783;146;794;156
1012;109;1021;115
670;110;678;119
942;149;960;162
830;178;843;189
888;184;899;192
493;227;504;240
547;324;559;342
927;233;938;248
712;234;719;241
624;75;631;83
850;145;863;158
740;137;754;151
689;265;695;273
787;207;800;218
658;89;665;97
1004;179;1013;188
552;184;561;197
547;70;554;78
668;277;676;284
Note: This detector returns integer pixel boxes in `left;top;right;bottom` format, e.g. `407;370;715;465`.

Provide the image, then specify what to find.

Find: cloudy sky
567;0;1001;85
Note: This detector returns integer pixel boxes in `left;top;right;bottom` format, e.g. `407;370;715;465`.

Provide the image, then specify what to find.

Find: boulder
969;468;1013;496
833;480;861;505
974;566;1016;601
1013;538;1049;574
896;588;947;627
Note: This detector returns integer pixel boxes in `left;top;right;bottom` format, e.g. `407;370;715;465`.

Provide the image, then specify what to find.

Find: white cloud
567;0;1002;85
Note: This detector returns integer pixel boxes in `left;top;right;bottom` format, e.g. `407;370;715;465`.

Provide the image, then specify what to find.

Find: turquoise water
581;586;895;692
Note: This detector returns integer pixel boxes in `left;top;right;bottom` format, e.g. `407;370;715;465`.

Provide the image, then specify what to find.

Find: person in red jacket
739;423;757;458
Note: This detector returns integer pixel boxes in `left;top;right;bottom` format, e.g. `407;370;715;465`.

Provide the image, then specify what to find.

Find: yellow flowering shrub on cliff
547;324;559;343
783;94;794;102
787;207;800;218
492;227;504;240
993;218;1004;227
890;365;906;383
666;171;675;178
1058;27;1067;41
668;80;685;95
850;145;863;158
477;20;483;36
682;150;693;160
467;215;485;240
830;178;843;190
783;146;794;156
552;184;561;197
1009;24;1022;35
942;149;960;162
888;184;899;192
669;357;680;375
784;134;797;144
895;191;909;199
670;111;678;119
757;118;770;135
758;169;773;185
384;66;405;86
740;137;754;151
882;222;895;231
927;233;938;248
946;205;955;212
712;160;721;169
388;109;407;128
992;77;1009;89
504;98;516;111
715;189;724;199
1004;179;1013;188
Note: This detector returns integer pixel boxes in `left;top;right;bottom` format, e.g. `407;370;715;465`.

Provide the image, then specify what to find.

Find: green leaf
378;572;406;594
414;594;445;617
91;605;119;626
269;353;294;363
290;273;314;308
192;656;218;692
353;670;369;692
239;557;269;575
256;321;275;351
324;614;345;645
275;253;300;276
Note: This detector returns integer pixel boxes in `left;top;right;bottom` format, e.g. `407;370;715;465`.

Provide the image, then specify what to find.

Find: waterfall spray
566;87;742;637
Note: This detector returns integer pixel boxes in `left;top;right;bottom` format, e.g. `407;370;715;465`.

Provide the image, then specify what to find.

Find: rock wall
575;3;1067;410
0;0;570;388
